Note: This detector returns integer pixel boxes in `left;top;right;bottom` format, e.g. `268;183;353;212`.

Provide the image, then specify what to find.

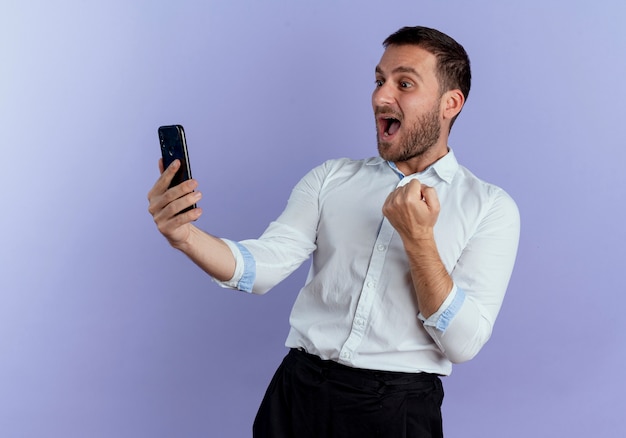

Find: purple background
1;0;624;436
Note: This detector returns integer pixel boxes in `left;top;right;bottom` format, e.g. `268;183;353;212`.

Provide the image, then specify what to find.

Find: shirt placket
337;173;438;364
338;217;396;364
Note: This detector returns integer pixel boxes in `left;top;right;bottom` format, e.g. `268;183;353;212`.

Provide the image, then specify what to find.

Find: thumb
421;185;440;212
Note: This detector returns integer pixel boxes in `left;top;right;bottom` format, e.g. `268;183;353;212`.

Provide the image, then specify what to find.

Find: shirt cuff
418;285;466;332
214;239;256;293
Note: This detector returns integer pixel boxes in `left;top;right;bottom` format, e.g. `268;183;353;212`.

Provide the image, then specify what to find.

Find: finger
177;205;203;224
158;158;164;174
421;186;440;212
405;179;422;189
397;180;425;206
382;192;394;217
153;197;202;236
149;170;196;219
149;159;180;198
160;159;180;186
161;190;202;220
150;177;198;216
154;206;203;240
382;185;408;218
393;179;419;196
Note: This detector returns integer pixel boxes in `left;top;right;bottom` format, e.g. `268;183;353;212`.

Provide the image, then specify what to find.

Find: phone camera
160;137;174;156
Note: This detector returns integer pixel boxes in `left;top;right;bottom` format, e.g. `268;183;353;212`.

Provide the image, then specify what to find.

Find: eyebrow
375;65;423;80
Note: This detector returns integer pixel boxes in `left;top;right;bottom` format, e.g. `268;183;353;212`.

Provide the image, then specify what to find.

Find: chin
377;141;393;160
377;138;406;161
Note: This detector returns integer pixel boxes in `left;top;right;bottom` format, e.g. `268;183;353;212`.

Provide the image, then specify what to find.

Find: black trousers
253;349;444;438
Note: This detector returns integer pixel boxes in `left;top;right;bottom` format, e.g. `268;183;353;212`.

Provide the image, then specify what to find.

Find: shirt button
341;351;351;359
377;244;386;251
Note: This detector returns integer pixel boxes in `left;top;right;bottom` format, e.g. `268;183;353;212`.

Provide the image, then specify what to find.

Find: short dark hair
383;26;471;127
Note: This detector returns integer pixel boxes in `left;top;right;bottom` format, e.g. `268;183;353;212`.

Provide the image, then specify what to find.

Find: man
148;26;520;438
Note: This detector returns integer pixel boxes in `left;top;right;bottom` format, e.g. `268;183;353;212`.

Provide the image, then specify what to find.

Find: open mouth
375;106;402;140
379;116;401;138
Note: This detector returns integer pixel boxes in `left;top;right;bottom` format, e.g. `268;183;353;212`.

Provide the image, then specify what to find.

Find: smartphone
158;124;196;213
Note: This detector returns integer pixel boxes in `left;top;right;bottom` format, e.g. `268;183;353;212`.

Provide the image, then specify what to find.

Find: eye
400;81;412;89
375;79;384;87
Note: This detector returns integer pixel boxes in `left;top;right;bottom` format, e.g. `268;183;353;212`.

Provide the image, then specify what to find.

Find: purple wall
1;0;624;436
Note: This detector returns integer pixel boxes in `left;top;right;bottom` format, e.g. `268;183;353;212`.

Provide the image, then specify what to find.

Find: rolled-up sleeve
421;188;521;363
213;239;256;293
212;162;330;294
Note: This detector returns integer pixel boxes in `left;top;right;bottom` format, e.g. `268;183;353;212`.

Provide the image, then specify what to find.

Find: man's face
372;44;445;165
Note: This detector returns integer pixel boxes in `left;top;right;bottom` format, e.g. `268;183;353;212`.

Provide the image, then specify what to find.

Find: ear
441;89;465;122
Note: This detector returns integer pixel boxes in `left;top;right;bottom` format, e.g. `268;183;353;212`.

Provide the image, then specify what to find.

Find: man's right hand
147;158;203;249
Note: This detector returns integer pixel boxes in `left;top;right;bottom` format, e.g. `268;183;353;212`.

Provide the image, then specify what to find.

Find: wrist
400;226;436;245
170;225;198;252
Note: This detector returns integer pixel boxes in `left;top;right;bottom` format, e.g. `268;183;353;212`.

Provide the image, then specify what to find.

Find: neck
394;142;449;176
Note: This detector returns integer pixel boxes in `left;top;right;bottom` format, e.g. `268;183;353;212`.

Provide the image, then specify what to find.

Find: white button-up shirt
218;150;520;375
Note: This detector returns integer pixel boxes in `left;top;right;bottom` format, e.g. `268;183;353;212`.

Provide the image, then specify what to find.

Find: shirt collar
374;149;459;184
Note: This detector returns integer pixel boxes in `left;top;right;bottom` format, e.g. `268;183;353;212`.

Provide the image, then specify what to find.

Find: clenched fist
382;179;440;241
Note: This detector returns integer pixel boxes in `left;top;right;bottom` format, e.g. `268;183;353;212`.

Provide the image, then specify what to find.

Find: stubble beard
377;104;442;163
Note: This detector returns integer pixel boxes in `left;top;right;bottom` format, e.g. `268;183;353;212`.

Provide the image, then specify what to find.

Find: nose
372;82;395;108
